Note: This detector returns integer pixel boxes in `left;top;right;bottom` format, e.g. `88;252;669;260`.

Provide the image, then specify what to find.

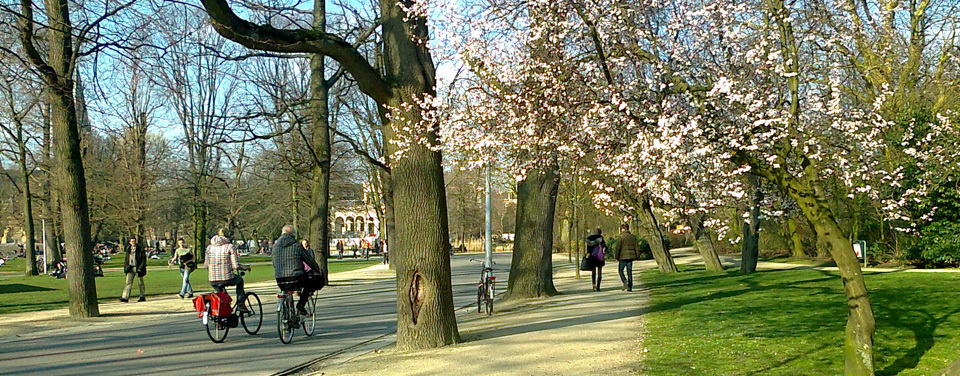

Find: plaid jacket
206;236;239;282
272;234;320;279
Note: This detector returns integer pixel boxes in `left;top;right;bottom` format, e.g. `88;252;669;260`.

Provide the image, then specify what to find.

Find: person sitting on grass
207;228;250;312
272;225;323;316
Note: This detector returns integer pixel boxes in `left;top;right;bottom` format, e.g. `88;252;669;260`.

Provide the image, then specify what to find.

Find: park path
0;253;512;376
298;255;649;376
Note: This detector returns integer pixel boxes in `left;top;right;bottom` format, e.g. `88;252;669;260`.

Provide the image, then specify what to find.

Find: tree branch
199;0;393;104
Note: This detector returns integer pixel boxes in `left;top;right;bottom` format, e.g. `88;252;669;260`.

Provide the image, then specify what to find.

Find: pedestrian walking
336;240;344;260
615;224;639;292
585;228;606;292
120;237;147;302
382;239;389;265
169;238;196;298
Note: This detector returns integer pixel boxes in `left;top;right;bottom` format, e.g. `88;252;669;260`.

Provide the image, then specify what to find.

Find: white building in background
333;207;380;238
332;182;381;239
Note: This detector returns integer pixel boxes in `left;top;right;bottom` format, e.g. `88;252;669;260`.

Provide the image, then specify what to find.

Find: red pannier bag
192;291;233;318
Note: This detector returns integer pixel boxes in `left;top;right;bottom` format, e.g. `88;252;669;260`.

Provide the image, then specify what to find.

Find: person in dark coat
272;225;323;315
615;224;639;292
121;237;147;302
585;228;606;292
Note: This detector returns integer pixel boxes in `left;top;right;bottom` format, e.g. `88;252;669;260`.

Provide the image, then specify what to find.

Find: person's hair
218;228;232;238
282;225;296;236
620;224;630;232
596;227;603;235
177;238;185;242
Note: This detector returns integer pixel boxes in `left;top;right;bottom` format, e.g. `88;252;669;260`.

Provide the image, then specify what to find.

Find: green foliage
906;221;960;267
639;267;960;375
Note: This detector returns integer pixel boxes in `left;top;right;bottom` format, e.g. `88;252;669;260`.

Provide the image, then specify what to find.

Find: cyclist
271;225;323;316
207;228;250;312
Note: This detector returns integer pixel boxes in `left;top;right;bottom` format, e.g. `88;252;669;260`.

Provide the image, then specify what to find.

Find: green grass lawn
0;259;378;315
758;256;837;267
639;267;960;375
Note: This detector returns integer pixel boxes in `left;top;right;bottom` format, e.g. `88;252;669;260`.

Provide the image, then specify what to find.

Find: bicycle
471;259;496;315
197;271;263;343
276;287;318;344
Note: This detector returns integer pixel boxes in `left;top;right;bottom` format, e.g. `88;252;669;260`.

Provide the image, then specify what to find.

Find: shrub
906;220;960;267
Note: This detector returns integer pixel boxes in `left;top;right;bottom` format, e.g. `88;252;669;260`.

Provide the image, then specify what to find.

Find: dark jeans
591;266;603;290
211;274;246;306
277;274;320;309
618;260;634;289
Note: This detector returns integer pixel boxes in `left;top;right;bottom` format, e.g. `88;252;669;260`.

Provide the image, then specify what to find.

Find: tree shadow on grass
874;301;960;375
466;273;839;344
0;283;56;294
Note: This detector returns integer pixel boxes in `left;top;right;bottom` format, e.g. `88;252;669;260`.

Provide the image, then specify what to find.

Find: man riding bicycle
271;225;323;316
207;228;250;312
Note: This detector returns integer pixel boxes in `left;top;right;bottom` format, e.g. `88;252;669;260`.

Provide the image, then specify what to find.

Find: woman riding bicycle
207;228;251;312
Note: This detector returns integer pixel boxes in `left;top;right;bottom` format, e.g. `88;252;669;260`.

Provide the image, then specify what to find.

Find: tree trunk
20;0;100;316
379;0;459;350
687;214;723;271
198;0;458;351
741;174;762;274
291;181;300;231
18;127;37;276
49;68;97;316
192;200;207;261
307;3;332;285
381;169;396;271
40;109;62;262
815;229;830;258
641;199;677;273
746;157;877;375
388;106;460;350
791;191;875;375
506;165;559;299
788;217;805;258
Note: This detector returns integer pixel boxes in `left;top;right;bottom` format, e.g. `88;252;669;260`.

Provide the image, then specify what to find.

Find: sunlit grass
639;267;960;375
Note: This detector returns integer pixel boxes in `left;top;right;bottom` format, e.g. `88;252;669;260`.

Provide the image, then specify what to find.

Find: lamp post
42;218;47;275
484;163;493;268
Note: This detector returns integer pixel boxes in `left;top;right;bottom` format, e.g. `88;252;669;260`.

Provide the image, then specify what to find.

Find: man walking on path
615;224;639;292
121;238;147;302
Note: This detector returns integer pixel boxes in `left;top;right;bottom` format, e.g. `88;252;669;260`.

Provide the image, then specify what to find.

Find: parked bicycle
471;259;496;315
276;289;318;344
194;272;263;343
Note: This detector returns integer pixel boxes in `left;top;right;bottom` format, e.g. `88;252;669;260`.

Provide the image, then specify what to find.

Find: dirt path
308;257;647;376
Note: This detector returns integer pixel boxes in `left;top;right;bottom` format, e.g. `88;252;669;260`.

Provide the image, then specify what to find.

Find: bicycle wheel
241;292;263;335
205;304;229;343
277;296;295;344
485;279;494;315
477;284;484;313
303;293;317;336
